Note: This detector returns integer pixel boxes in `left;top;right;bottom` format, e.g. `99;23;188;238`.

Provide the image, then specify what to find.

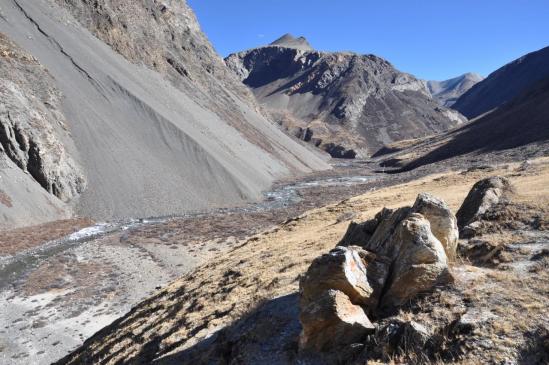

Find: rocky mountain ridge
452;45;549;118
377;75;549;171
225;35;465;158
427;72;483;107
270;33;313;51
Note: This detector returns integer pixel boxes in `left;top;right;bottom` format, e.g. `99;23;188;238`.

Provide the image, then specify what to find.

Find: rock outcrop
456;176;516;237
427;73;483;107
379;213;450;310
300;246;388;310
225;35;464;158
299;193;456;351
413;193;459;261
340;193;458;262
0;33;85;201
457;176;516;227
0;32;86;227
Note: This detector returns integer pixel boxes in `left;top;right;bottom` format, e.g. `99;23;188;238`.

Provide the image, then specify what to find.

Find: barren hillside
452;46;549;118
0;0;329;228
225;35;464;158
58;158;549;364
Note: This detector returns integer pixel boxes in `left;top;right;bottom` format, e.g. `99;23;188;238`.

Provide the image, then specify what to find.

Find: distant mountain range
453;46;549;118
377;47;549;169
225;34;464;158
427;73;483;107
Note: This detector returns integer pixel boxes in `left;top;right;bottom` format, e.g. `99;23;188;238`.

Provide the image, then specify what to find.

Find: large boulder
379;213;451;310
412;193;459;261
299;289;375;352
339;194;458;261
300;246;390;310
456;176;516;229
362;207;412;256
300;193;455;353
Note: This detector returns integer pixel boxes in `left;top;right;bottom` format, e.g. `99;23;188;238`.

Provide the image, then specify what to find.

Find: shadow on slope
452;46;549;118
153;294;301;365
397;77;549;171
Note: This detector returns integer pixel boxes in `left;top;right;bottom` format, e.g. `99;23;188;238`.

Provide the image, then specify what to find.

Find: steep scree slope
0;0;328;225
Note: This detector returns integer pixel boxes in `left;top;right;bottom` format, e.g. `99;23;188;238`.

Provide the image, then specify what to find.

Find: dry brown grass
0;217;94;256
61;157;549;364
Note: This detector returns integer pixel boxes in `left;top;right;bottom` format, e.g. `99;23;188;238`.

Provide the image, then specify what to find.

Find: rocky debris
453;308;497;335
225;36;464;158
458;239;501;264
427;73;483;107
519;326;549;364
456;176;516;236
376;319;433;357
0;32;85;201
299;193;455;351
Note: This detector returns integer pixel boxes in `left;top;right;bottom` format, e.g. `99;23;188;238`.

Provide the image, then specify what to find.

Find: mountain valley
0;1;548;364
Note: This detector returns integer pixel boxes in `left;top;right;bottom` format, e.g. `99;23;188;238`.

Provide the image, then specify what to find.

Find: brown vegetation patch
0;217;94;256
58;158;549;364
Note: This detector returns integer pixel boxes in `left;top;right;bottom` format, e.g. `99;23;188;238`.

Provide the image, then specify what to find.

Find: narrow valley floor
1;153;547;364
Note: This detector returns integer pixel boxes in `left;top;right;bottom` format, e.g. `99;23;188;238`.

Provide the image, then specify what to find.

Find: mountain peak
269;33;313;51
462;72;484;82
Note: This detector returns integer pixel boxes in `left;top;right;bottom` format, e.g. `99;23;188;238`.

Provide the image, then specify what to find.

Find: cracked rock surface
0;32;85;227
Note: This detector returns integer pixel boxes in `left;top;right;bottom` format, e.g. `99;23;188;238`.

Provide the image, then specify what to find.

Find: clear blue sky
187;0;549;81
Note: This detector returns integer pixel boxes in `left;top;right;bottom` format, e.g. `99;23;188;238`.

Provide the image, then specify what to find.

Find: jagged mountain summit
225;35;464;158
270;33;313;51
452;45;549;118
427;72;483;107
0;0;329;228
